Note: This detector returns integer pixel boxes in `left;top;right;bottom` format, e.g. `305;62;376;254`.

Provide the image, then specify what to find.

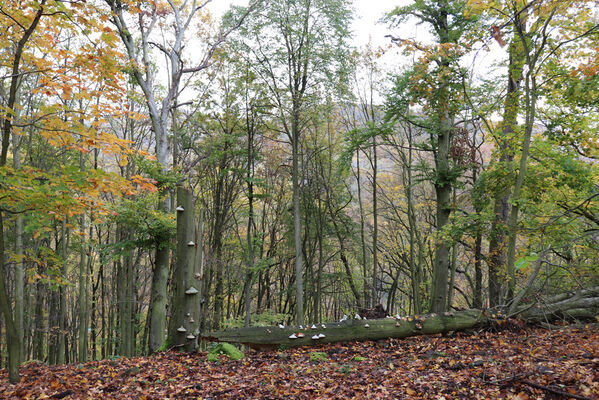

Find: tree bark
429;6;454;314
487;25;525;306
167;186;200;351
292;114;304;327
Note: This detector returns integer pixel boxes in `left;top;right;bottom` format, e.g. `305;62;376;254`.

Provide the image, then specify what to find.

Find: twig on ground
519;379;592;400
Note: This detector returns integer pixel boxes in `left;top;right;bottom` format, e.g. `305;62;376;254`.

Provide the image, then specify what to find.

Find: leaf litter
1;325;597;399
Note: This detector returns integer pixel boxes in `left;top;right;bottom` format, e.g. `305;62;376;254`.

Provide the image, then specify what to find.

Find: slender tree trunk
447;190;458;310
487;33;525;306
506;75;536;301
0;213;20;380
315;194;323;323
405;126;420;314
371;135;378;307
356;147;370;306
78;153;88;363
118;226;135;357
244;121;255;327
33;262;44;361
58;219;67;364
292;114;304;326
13;136;24;364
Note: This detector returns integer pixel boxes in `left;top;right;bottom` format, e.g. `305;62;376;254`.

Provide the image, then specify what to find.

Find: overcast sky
207;0;408;48
205;0;507;92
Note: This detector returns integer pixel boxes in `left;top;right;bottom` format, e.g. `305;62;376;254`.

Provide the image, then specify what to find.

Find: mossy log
201;309;488;349
201;287;599;350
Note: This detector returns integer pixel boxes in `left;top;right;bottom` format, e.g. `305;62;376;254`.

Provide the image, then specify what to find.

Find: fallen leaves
0;325;597;399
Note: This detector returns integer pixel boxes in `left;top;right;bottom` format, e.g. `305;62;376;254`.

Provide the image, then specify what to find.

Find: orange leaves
131;175;158;193
491;25;506;47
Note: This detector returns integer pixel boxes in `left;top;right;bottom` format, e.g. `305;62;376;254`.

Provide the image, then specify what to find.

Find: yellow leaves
118;156;129;167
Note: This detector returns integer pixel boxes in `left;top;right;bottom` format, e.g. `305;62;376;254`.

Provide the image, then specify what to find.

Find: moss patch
207;343;244;361
309;352;327;362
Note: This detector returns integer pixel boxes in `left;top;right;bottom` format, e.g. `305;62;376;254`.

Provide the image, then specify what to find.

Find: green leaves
111;195;176;249
515;253;538;271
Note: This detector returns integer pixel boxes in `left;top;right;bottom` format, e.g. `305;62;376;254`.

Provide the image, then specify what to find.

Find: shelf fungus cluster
288;329;326;340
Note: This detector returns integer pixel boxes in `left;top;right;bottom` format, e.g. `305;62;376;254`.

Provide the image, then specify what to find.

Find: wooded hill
0;0;598;385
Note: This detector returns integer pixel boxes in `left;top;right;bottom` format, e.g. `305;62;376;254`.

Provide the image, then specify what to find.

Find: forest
0;0;598;396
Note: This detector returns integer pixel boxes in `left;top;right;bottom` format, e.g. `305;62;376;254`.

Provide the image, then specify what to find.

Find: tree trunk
0;212;20;382
13;135;24;365
77;157;88;362
244;124;255;327
167;186;200;351
355;146;370;307
505;47;535;303
430;116;452;313
292;115;304;326
149;243;169;353
371;134;378;307
33;263;44;361
58;219;67;364
487;30;525;307
117;225;135;357
429;8;454;314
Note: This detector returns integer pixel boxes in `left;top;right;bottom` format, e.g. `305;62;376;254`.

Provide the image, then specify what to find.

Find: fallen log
201;286;599;350
201;309;488;349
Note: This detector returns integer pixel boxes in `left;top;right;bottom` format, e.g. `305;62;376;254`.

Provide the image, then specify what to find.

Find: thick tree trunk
202;287;599;350
149;244;169;353
167;186;200;351
430;120;452;313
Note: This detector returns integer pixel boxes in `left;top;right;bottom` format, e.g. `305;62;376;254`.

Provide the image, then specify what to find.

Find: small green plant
156;340;171;353
351;356;365;362
207;343;244;362
309;352;327;362
339;364;352;375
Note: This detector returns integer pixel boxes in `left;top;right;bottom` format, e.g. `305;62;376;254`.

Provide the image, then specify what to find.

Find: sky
207;0;410;50
206;0;506;74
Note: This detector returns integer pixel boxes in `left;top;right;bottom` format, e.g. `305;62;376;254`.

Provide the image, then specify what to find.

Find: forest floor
1;324;598;399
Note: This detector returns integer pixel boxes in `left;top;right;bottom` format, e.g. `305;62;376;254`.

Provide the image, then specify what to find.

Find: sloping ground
1;325;597;399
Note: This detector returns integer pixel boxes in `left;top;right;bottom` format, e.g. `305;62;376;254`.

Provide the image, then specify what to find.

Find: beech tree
387;0;477;313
